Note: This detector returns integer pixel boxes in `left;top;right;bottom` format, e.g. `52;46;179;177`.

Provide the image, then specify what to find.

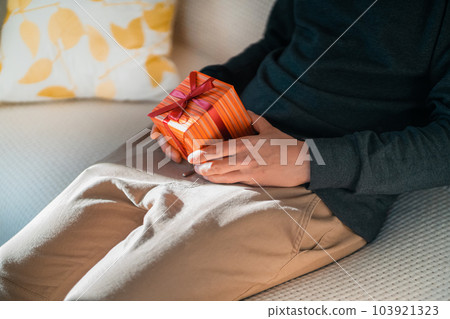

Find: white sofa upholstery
0;1;448;300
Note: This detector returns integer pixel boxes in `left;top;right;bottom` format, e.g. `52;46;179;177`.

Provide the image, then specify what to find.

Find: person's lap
0;159;366;300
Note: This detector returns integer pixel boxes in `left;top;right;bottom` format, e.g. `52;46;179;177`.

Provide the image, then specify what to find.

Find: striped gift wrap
149;71;255;159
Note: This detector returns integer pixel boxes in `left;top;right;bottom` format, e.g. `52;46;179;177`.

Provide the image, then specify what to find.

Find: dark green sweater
201;0;450;242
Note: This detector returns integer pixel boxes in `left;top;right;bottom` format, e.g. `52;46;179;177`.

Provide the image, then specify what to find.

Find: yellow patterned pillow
0;0;179;102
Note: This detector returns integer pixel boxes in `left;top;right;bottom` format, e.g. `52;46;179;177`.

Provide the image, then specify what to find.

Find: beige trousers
0;162;366;301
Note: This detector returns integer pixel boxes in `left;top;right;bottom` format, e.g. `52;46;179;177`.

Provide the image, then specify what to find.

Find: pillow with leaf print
0;0;179;102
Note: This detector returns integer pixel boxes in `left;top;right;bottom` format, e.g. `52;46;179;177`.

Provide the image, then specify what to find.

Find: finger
247;110;273;133
158;136;182;163
187;149;208;165
202;171;246;184
166;147;182;163
187;139;243;164
150;126;161;139
194;157;240;176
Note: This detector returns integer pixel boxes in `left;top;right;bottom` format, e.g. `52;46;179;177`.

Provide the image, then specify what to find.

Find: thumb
247;110;273;133
150;125;161;139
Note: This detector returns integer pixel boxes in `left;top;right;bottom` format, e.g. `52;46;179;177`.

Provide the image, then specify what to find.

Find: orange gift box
148;71;255;159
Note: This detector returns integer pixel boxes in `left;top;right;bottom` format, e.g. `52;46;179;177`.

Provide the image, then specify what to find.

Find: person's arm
308;9;450;195
201;0;295;94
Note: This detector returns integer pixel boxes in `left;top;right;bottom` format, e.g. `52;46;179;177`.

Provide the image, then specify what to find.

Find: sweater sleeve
200;0;295;94
308;4;450;195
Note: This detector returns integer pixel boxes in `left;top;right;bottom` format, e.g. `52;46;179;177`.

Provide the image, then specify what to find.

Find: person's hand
187;111;311;187
150;125;182;163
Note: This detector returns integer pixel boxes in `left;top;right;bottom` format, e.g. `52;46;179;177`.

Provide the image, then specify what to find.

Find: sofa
0;0;448;300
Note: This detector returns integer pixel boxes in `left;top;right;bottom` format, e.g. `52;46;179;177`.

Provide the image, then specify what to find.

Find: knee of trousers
80;163;119;179
67;163;122;195
0;254;9;278
0;248;17;294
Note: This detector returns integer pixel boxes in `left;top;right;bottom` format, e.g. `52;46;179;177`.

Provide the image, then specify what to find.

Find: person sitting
1;0;449;300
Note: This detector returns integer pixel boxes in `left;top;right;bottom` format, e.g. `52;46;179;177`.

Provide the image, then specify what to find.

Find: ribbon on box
148;71;231;158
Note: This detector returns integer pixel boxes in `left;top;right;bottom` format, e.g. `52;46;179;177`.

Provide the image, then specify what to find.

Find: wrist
294;141;311;185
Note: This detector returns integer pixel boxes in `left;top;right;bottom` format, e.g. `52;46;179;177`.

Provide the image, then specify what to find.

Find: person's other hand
187;111;311;187
150;126;182;163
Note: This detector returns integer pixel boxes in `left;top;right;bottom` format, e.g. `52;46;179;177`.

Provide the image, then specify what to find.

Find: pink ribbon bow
148;71;215;121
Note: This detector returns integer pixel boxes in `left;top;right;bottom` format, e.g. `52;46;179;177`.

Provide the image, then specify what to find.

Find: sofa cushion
0;0;179;102
173;0;274;63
